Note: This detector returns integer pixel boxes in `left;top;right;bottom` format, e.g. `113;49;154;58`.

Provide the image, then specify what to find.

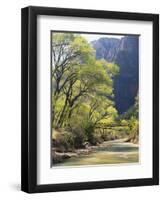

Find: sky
81;34;124;42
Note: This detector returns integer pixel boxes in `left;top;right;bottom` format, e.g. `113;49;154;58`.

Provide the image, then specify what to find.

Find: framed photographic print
21;6;159;193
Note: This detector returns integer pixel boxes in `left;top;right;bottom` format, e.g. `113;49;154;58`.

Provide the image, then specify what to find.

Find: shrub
82;120;95;144
70;126;86;148
52;129;74;152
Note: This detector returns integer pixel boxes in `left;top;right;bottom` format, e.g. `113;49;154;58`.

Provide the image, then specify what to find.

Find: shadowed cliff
92;36;139;113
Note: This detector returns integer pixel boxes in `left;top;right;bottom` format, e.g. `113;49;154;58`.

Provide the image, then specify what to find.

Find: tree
119;94;139;142
52;33;96;127
51;33;119;143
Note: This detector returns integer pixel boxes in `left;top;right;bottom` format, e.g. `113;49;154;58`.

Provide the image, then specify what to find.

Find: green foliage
51;33;139;150
71;126;87;148
82;119;95;143
118;95;139;142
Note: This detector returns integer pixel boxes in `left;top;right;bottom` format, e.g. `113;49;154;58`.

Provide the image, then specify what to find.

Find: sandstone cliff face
92;35;139;113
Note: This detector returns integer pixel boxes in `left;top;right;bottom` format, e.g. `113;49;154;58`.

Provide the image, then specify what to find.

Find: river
54;139;139;167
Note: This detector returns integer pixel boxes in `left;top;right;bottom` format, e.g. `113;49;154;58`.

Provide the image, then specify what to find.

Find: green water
55;140;139;167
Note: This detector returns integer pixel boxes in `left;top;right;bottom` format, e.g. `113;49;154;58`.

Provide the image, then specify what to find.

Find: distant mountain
92;36;139;113
91;37;120;61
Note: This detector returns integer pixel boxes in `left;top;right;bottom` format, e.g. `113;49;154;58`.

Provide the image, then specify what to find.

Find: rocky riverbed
52;139;139;166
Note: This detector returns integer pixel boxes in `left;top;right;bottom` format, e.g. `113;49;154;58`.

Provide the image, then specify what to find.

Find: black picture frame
21;6;159;193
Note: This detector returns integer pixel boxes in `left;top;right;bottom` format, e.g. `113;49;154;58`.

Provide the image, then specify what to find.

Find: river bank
52;138;139;166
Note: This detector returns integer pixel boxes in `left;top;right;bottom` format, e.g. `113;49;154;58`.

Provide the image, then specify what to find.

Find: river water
55;139;139;167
